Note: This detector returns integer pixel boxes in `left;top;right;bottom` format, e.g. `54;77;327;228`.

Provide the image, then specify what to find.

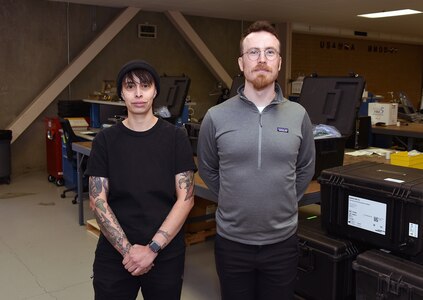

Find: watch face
149;241;161;253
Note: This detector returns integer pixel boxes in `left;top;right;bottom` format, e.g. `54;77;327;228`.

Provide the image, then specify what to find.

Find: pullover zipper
239;86;284;170
258;113;263;169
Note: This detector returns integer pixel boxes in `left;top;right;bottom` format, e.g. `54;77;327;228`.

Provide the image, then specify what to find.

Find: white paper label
409;223;419;238
348;195;387;235
384;177;404;183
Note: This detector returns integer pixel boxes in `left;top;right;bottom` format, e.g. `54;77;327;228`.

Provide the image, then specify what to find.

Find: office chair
59;118;88;204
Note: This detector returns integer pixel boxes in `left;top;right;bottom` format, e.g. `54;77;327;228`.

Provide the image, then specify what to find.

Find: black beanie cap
116;60;160;100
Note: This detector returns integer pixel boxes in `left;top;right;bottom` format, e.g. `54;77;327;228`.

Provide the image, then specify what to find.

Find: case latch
298;242;315;273
377;273;403;298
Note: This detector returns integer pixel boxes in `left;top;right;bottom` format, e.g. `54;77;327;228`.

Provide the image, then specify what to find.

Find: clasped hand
122;244;157;276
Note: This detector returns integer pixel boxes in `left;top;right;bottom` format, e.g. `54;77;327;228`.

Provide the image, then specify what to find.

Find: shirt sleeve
197;111;220;199
84;131;109;178
295;111;316;201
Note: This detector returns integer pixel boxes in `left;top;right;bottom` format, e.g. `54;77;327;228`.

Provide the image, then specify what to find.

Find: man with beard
197;21;315;300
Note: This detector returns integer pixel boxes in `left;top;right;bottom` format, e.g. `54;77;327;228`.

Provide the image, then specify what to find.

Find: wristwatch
148;240;162;253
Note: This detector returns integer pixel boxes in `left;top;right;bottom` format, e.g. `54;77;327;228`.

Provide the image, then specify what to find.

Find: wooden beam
165;11;232;89
7;7;140;143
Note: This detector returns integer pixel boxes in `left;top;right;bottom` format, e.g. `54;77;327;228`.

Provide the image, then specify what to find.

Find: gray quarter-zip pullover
198;83;315;245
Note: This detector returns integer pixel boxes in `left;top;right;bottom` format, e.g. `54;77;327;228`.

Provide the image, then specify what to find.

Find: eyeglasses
241;48;279;61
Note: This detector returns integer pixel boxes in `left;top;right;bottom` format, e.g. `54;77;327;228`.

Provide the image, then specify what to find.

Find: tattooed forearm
178;171;194;201
94;200;131;256
95;198;107;214
157;229;170;246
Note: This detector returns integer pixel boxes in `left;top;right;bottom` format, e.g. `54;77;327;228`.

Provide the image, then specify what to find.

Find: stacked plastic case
353;249;423;299
318;161;423;299
319;161;423;262
295;217;362;300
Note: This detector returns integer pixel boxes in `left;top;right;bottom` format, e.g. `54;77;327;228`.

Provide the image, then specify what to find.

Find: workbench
372;122;423;150
71;141;388;225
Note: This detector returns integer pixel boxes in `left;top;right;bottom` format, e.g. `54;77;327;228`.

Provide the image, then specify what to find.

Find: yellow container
390;151;423;169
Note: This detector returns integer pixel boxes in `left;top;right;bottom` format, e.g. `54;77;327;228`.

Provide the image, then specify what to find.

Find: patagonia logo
277;127;289;133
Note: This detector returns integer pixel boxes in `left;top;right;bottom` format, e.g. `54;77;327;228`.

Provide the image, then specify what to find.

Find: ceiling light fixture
358;9;422;18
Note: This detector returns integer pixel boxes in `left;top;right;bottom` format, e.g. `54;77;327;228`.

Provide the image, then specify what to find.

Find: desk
72;141;92;225
72;141;387;225
74;128;100;141
372;123;423;150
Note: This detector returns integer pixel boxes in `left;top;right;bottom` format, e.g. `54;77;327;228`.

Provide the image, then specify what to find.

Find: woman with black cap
85;60;196;300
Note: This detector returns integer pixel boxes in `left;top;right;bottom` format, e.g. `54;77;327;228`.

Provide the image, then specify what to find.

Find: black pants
215;233;298;300
93;252;185;300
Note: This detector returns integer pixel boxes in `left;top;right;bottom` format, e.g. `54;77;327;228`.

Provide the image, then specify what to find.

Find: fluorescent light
358;9;422;19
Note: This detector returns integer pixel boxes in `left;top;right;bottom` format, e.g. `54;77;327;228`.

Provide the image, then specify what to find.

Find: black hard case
298;76;365;179
295;218;361;300
153;76;191;123
353;249;423;299
319;161;423;261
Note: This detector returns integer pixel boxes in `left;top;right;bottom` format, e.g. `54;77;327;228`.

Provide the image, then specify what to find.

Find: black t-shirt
86;119;196;261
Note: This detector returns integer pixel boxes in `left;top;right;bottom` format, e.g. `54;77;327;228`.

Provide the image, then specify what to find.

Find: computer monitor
154;76;191;123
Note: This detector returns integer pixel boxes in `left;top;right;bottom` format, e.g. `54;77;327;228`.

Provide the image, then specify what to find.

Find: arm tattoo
102;179;109;195
157;229;170;246
94;197;107;214
91;177;130;256
94;204;131;256
178;171;194;201
89;177;103;199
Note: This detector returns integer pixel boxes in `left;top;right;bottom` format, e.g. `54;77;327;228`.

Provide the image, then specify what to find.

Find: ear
153;90;157;98
278;57;282;71
238;57;244;72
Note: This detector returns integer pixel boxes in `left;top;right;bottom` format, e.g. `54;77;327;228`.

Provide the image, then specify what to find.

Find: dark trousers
215;233;298;300
93;252;185;300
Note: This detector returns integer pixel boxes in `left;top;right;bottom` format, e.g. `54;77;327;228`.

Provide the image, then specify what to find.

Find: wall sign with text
320;40;399;54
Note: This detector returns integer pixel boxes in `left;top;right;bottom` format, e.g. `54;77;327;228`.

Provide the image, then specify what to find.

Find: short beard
251;74;274;91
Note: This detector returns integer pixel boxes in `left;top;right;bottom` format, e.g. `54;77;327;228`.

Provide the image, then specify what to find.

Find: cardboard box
185;196;217;233
368;102;398;125
291;80;303;94
391;151;423;169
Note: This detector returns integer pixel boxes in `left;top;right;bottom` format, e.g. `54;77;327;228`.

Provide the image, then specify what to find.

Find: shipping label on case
409;223;419;238
347;195;387;235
